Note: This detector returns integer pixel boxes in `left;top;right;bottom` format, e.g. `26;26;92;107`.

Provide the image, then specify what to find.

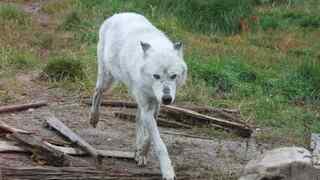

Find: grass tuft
0;4;30;25
42;57;85;81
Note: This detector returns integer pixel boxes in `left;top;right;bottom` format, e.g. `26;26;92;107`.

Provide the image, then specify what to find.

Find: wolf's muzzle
162;95;172;105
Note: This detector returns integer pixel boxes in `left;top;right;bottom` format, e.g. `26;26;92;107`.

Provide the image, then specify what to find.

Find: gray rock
239;147;313;180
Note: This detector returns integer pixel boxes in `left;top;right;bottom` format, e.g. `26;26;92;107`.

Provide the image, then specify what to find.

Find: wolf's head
140;41;187;105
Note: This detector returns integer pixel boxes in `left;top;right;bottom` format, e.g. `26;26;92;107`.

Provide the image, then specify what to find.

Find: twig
0;101;47;114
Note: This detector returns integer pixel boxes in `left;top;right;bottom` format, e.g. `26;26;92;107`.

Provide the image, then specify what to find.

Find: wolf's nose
162;95;172;105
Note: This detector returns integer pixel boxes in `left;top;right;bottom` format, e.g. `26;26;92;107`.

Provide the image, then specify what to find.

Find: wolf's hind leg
90;70;113;128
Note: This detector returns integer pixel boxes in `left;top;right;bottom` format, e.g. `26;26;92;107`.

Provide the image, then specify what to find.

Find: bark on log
0;166;166;180
114;111;192;129
8;132;70;166
0;101;47;114
45;115;99;159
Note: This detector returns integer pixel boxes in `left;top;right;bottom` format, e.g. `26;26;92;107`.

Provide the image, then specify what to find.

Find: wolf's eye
170;74;177;80
153;74;161;80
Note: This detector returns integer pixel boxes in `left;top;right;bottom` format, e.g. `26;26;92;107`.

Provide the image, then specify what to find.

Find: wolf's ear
140;41;151;56
173;42;183;57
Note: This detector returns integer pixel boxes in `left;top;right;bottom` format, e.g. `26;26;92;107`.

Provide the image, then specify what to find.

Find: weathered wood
8;132;70;166
0;140;134;160
114;111;192;129
45;115;99;159
0;101;47;114
0;166;166;180
84;100;252;137
311;133;320;168
0;140;26;153
162;105;252;138
44;142;135;159
0;121;32;134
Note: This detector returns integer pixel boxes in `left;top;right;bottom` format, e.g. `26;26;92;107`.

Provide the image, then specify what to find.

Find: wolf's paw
134;150;148;167
89;112;99;128
162;167;175;180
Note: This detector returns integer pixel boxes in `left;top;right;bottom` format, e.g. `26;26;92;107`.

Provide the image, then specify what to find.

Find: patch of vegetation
0;48;39;70
138;0;254;34
42;57;86;81
41;0;74;15
59;11;82;31
0;4;30;25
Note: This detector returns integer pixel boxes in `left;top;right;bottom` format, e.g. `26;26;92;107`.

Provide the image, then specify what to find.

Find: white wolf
90;12;187;180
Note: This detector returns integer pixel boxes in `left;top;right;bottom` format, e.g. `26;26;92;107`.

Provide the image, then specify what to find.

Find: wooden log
45;115;99;159
8;132;70;166
0;166;166;180
0;140;135;160
0;101;47;114
84;100;252;137
311;133;320;168
0;121;32;134
114;111;192;129
162;105;252;138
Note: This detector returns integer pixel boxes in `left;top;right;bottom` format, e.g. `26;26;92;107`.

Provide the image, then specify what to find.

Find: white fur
90;12;187;180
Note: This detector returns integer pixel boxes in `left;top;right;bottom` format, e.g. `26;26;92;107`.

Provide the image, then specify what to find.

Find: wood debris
0;101;47;114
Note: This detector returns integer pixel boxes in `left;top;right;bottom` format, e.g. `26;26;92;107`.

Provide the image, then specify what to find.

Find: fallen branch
45;114;99;159
114;111;192;129
0;166;167;180
84;100;252;137
0;121;32;134
161;105;252;137
8;132;71;166
0;101;47;114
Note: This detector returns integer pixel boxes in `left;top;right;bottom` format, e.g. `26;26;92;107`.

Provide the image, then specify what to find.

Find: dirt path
0;72;272;179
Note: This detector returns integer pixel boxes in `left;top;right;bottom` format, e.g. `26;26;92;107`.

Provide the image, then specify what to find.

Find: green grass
1;0;320;146
0;4;30;25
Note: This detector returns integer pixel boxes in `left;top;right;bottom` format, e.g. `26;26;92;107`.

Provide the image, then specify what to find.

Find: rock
239;147;314;180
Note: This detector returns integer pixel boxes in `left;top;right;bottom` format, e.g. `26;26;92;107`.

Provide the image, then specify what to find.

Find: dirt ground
0;74;275;180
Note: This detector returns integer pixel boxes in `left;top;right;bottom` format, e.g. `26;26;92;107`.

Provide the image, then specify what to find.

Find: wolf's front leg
135;107;151;166
141;105;175;180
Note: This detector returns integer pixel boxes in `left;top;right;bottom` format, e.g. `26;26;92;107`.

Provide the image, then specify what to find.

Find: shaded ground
0;74;273;180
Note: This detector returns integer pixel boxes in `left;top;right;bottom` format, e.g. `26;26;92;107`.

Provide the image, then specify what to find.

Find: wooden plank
8;132;70;166
44;142;135;159
0;166;166;180
0;101;47;114
311;133;320;168
0;140;134;160
45;115;99;159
